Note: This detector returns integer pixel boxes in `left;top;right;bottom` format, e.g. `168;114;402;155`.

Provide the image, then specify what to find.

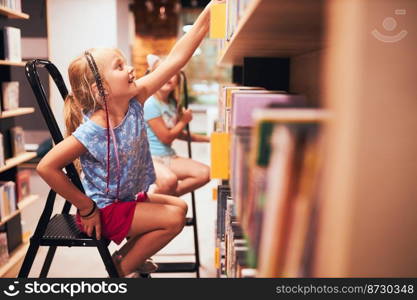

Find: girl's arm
147;117;189;145
178;132;210;143
36;136;93;215
134;1;217;103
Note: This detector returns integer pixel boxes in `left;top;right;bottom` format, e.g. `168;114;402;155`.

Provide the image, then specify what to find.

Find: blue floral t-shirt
73;99;156;209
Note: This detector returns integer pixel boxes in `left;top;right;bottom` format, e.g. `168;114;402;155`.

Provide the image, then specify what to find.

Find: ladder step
154;262;197;273
185;217;194;226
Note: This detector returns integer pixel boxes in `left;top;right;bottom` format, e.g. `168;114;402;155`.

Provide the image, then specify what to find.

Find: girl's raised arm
134;0;220;103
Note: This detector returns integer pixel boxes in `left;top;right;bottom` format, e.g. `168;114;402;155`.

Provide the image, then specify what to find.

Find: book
210;132;230;180
1;81;19;111
0;232;9;266
0;133;4;167
257;125;296;277
0;26;22;62
9;126;25;156
0;181;16;220
210;2;227;39
231;92;305;129
16;169;30;203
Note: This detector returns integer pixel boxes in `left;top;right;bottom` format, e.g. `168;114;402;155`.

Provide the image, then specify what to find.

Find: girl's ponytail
64;94;83;137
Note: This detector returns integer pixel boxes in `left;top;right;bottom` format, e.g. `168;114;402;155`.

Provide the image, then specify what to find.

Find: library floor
21;108;217;278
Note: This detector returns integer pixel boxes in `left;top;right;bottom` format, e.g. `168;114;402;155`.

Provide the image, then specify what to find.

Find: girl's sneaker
112;251;158;276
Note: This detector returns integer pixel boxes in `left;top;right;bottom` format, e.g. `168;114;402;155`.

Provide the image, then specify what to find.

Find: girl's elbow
36;161;46;177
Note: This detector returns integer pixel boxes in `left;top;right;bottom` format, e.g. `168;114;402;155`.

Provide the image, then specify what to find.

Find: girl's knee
158;174;178;194
166;206;185;234
197;165;210;184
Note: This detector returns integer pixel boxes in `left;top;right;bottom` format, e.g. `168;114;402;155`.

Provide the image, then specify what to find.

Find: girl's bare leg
169;156;210;196
116;194;186;275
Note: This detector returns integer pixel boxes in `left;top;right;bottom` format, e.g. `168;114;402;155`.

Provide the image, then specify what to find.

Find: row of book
1;81;20;111
0;26;22;62
210;0;253;54
212;85;329;277
0;0;22;12
0;127;26;167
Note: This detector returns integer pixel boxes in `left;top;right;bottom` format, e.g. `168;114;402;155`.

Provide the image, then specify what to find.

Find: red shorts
76;192;149;244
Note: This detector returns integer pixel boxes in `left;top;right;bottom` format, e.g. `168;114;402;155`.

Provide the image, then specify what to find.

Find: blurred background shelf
0;152;37;173
0;5;29;19
0;107;35;119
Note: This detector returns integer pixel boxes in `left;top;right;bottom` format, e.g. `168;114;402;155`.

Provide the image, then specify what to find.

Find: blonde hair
64;48;125;173
149;58;184;113
64;48;126;137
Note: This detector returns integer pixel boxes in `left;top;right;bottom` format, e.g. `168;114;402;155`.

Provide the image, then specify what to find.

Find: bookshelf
212;0;417;277
0;60;26;66
217;0;323;65
0;5;38;278
0;239;28;277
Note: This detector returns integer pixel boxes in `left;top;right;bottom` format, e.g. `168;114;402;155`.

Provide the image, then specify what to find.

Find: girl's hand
180;108;193;124
80;208;102;240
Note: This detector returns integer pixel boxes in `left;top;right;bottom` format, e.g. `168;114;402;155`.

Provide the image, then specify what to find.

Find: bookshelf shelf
0;107;35;119
17;194;40;210
0;60;26;67
0;152;37;174
0;195;39;226
0;6;29;19
0;240;29;277
218;0;323;65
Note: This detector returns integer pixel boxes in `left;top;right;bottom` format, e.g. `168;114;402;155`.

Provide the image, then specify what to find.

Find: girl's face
100;51;136;101
159;74;179;94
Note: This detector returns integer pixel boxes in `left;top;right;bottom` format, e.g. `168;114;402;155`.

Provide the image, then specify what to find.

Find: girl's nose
127;66;134;74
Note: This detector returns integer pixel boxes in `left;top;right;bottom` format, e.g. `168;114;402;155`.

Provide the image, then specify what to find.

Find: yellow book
210;3;227;39
210;132;230;179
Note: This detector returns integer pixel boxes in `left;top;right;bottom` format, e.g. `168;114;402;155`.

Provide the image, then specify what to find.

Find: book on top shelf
1;81;19;111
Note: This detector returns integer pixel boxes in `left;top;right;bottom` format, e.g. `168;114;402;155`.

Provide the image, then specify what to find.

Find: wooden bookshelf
218;0;323;65
0;6;29;19
0;152;37;174
0;60;26;67
0;107;35;119
0;240;29;277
